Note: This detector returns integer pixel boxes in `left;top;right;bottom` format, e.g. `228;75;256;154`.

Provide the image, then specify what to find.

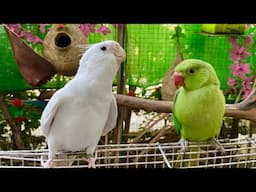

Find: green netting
126;24;256;90
1;24;255;92
126;24;174;87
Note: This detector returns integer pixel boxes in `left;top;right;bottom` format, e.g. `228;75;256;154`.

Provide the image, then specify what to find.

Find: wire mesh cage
0;137;256;168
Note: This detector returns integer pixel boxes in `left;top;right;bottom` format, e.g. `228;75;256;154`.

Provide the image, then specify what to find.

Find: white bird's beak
114;44;126;63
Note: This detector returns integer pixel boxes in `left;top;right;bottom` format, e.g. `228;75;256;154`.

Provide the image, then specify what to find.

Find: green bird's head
173;59;220;90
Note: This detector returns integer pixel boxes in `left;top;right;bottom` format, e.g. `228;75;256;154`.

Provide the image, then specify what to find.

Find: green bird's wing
173;88;182;136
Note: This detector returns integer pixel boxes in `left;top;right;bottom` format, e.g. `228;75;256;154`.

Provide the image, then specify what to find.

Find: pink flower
79;24;91;36
230;63;251;78
96;24;111;35
229;46;250;62
227;77;237;90
228;37;238;46
242;77;253;99
27;35;43;44
8;24;22;33
19;31;31;38
38;24;48;33
243;89;252;99
19;31;43;44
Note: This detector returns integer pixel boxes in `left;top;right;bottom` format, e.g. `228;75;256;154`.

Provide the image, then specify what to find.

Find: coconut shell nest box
43;24;87;76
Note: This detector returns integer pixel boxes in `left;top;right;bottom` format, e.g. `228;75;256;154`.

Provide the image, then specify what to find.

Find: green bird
172;59;226;152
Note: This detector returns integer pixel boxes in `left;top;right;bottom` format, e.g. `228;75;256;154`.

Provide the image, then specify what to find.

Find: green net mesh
0;24;255;92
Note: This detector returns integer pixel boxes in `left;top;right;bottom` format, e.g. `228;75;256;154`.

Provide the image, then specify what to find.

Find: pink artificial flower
230;63;251;78
38;24;48;33
8;24;22;33
243;89;252;99
19;31;31;38
227;77;237;90
27;35;43;44
242;77;253;99
96;24;111;35
19;31;43;44
229;46;250;62
79;24;91;36
228;36;237;45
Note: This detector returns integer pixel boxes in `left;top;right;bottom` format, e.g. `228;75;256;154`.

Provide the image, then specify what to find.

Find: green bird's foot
211;138;225;153
178;138;189;151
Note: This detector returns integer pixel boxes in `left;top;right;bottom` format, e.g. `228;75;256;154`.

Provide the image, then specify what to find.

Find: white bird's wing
40;90;64;137
101;94;118;136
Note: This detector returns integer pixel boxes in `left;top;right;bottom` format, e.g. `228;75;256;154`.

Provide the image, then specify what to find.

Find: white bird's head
77;40;126;77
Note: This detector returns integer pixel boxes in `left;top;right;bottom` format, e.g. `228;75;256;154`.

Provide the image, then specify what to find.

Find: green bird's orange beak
173;72;185;89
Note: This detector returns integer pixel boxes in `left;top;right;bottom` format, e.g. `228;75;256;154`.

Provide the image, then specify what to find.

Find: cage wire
1;137;256;168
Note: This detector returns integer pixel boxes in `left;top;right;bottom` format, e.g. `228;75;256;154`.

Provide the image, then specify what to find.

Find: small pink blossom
8;24;22;33
242;77;253;99
228;37;237;45
27;35;43;44
229;46;250;62
227;77;237;90
19;31;43;44
96;24;111;35
230;63;251;78
79;24;91;36
38;24;48;33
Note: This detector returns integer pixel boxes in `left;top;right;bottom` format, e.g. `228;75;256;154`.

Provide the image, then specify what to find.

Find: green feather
173;88;182;136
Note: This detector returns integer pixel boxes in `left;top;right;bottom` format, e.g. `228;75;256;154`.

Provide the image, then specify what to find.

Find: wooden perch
115;93;256;122
39;89;256;122
229;88;256;111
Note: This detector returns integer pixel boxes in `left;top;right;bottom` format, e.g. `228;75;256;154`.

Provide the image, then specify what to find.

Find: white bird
40;40;126;168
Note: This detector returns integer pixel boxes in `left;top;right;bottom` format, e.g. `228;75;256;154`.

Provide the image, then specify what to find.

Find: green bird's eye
188;68;195;74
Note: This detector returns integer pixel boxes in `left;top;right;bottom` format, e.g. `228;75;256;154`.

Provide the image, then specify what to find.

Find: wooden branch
39;89;256;122
115;94;256;122
230;88;256;111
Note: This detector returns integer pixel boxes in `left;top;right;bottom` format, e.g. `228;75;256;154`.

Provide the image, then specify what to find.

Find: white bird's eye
101;46;107;51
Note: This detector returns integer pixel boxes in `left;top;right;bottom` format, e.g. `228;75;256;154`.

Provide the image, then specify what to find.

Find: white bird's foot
41;157;54;168
178;138;189;151
85;157;96;168
211;138;225;153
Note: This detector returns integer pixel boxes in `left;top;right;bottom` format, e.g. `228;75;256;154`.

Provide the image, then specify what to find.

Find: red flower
15;116;25;123
56;24;65;29
13;98;23;108
128;91;136;97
